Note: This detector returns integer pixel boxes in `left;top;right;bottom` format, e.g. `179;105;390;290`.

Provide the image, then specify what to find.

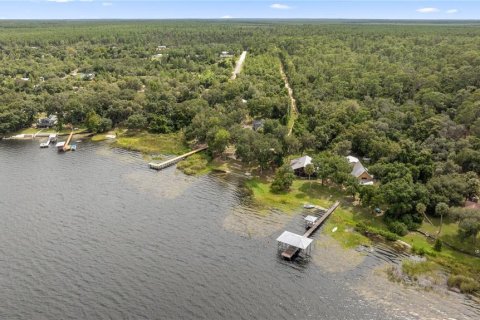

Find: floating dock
149;145;208;170
40;134;57;148
279;201;340;260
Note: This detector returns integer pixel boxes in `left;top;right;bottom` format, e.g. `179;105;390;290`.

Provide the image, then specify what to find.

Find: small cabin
347;155;373;184
290;155;313;177
220;51;233;58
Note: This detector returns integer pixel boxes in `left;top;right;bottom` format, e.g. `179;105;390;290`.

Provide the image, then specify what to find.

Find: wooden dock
281;201;340;260
63;131;74;151
149;145;208;170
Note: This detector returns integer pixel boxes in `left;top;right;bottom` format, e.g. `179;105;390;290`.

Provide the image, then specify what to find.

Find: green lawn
245;178;381;247
113;130;189;156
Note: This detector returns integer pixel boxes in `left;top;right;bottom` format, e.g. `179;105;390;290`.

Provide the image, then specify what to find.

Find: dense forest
1;20;479;245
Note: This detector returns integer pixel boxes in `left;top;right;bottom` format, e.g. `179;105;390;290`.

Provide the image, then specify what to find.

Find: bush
412;245;426;256
433;239;442;252
401;214;421;231
402;260;437;279
270;165;294;193
411;244;437;257
447;275;480;294
388;221;409;236
355;222;400;241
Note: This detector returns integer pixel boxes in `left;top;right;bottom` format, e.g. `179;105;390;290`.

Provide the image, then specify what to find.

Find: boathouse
276;231;313;259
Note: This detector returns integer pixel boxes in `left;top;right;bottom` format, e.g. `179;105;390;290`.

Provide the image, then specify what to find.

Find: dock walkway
149;145;208;170
281;201;340;260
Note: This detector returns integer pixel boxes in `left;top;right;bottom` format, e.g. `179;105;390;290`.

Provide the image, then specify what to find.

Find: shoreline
13;128;478;298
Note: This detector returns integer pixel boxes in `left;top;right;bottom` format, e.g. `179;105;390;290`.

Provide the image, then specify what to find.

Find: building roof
253;119;264;131
304;215;318;223
276;231;313;250
351;161;368;178
55;142;65;148
360;180;374;186
290;155;312;171
346;155;359;164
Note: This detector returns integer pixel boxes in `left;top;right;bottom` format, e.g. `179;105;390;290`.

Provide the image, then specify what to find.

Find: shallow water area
0;139;478;320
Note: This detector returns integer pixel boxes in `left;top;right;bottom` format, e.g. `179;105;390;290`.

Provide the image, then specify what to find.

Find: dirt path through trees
279;60;297;136
231;51;247;80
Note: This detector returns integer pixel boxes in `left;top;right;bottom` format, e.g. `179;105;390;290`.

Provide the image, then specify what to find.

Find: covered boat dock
276;231;314;259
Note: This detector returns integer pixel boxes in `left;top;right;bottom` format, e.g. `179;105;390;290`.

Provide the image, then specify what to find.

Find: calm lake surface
0;139;478;319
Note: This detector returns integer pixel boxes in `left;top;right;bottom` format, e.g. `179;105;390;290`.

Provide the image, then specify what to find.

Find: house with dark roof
290;155;313;176
37;115;58;128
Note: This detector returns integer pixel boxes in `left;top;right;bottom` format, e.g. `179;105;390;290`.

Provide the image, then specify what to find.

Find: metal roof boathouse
276;231;314;259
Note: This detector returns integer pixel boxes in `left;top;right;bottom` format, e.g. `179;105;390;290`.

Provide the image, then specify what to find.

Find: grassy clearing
417;217;479;256
113;130;189;156
16;127;38;134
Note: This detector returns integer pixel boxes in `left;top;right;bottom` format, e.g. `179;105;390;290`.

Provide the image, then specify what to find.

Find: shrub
447;275;480;294
401;214;421;231
355;222;399;241
433;239;442;252
412;245;426;256
388;221;409;236
270;165;294;193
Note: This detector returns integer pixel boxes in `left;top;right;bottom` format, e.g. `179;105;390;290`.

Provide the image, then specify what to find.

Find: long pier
281;201;340;260
149;145;208;170
63;131;74;151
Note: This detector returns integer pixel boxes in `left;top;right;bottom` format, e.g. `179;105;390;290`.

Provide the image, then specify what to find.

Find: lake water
0;139;478;319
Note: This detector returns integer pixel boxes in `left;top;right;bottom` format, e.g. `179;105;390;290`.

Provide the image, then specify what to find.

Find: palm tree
304;163;315;190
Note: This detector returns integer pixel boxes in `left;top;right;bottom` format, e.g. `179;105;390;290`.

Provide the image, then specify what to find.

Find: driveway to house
231;51;247;80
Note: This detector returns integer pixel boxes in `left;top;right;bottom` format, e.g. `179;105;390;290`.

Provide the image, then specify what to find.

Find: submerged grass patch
402;260;438;278
176;153;211;175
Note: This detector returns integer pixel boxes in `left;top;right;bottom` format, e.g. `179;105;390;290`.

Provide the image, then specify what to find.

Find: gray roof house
350;160;373;185
290;155;313;176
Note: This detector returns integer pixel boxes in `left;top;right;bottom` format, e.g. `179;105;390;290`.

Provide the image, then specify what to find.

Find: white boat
303;204;315;209
56;141;66;151
40;142;49;148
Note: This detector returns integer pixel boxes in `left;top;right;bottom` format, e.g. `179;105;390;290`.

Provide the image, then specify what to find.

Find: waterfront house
290;155;312;176
351;161;373;185
37;115;58;128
